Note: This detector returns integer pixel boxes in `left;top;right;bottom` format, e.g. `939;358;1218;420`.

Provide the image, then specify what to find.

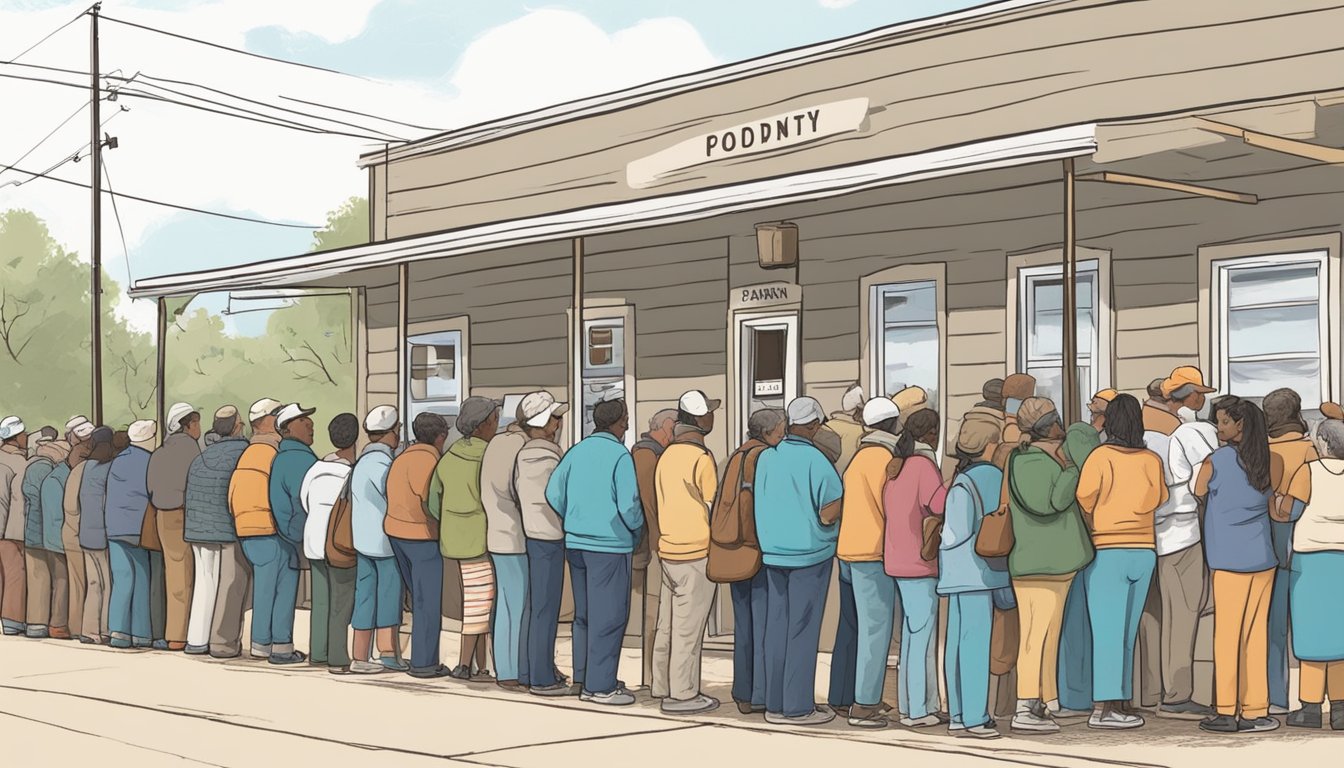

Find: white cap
678;390;721;417
73;422;95;440
0;416;24;441
65;415;90;433
166;402;196;434
128;419;157;445
786;397;827;426
249;398;283;423
520;391;569;428
275;403;316;429
364;405;399;432
841;384;865;413
861;397;901;427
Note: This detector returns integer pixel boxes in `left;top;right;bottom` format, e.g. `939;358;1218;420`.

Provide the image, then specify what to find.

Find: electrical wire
1;107;125;187
100;157;139;298
277;95;441;132
112;86;396;140
5;7;87;64
0;100;90;182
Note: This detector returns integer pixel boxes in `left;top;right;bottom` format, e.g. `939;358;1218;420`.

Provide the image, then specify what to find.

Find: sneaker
1331;701;1344;731
184;644;209;656
448;665;473;680
1199;714;1239;733
209;650;241;660
1238;716;1280;733
407;664;454;679
736;700;765;715
1287;705;1322;728
109;637;132;649
1089;710;1144;730
328;666;352;675
268;651;307;665
1;620;26;635
25;626;49;639
661;694;720;715
901;714;943;728
152;640;170;651
78;635;100;645
379;655;410;672
1012;709;1060;733
959;724;1001;739
1269;705;1291;716
530;681;576;697
132;638;153;649
765;707;836;726
497;679;524;691
847;704;889;729
1160;700;1215;718
351;660;385;674
581;688;636;706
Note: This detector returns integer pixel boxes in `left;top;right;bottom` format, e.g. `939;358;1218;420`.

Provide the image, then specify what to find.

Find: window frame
573;303;637;448
870;279;941;403
1017;259;1100;408
403;316;471;438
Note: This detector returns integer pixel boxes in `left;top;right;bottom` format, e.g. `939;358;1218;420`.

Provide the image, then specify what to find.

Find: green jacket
428;437;488;560
1004;425;1098;577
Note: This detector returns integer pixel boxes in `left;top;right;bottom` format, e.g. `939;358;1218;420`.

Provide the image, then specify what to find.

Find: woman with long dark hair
1193;395;1279;734
1076;394;1167;730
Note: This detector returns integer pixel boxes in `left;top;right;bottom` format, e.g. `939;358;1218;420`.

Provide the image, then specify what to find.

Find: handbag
141;503;163;552
919;515;943;562
324;470;357;569
975;457;1018;558
708;444;763;584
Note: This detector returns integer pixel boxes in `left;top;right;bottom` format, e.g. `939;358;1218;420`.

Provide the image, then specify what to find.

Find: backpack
707;443;765;584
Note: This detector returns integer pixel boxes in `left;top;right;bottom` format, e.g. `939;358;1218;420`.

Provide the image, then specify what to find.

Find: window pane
753;328;786;383
1228;358;1321;407
1228;264;1319;308
582;322;624;378
409;343;458;401
882;325;938;404
1228;304;1320;358
882;282;936;325
1026;365;1092;421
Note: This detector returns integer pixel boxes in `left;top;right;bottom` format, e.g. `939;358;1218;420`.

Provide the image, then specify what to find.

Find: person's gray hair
1168;383;1197;402
747;408;785;441
1319;419;1344;459
649;409;678;431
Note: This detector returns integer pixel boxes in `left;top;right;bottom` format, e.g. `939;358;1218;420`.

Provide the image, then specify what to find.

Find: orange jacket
227;438;279;537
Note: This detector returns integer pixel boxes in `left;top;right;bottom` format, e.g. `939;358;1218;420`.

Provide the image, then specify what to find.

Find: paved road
0;636;1338;767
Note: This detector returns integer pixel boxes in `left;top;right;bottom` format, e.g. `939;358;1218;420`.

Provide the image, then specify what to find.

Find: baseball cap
274;403;316;429
249;398;283;423
166;402;197;434
0;416;24;441
786;396;826;426
72;422;95;440
1088;389;1118;414
840;384;865;413
678;390;721;417
364;405;399;432
520;391;569;428
128;419;157;446
892;386;929;416
861;397;900;427
65;415;90;433
1161;366;1216;397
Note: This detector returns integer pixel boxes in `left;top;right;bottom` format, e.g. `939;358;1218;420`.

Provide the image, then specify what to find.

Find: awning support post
571;236;585;446
155;296;167;441
1062;158;1080;424
397;263;409;435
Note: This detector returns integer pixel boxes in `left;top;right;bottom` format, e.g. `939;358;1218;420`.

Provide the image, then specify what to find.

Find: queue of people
2;369;1343;739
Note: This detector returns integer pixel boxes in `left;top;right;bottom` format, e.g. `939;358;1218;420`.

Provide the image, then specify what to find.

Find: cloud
818;0;859;8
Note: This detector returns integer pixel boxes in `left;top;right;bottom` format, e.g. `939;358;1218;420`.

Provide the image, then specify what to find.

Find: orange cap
1161;366;1216;397
1088;389;1119;413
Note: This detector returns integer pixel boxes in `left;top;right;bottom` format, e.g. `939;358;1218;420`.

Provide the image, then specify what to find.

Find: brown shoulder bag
324;470;357;569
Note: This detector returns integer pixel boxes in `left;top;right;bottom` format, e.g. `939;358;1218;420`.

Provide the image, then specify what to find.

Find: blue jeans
491;552;530;685
389;538;444;672
241;535;299;654
895;577;939;719
1084;548;1156;702
1057;571;1093;711
765;560;833;718
353;553;403;631
527;539;565;687
1268;566;1291;709
851;561;897;707
946;590;994;729
108;540;151;643
730;569;767;707
567;549;632;695
827;561;858;709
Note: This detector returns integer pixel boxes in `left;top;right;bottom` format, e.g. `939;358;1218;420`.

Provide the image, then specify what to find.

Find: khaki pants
1013;574;1073;702
1138;543;1208;706
185;542;251;656
62;525;86;637
1212;568;1274;719
25;549;68;632
652;557;716;701
640;557;661;689
1300;661;1344;703
156;509;194;646
0;540;26;627
82;548;111;640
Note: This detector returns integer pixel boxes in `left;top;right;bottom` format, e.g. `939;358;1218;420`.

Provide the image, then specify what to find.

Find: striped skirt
459;557;496;636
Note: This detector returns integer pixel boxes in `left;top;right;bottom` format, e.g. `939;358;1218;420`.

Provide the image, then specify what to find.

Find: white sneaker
765;707;836;726
1088;710;1145;730
661;694;720;715
350;660;385;675
1012;710;1061;733
900;714;942;728
581;688;636;706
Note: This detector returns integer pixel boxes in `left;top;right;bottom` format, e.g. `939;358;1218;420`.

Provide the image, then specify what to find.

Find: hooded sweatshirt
1003;425;1096;577
184;435;248;543
105;445;153;544
429;436;489;560
147;432;201;511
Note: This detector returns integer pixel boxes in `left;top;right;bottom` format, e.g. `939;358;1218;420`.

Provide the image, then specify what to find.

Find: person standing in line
632;409;676;693
835;397;903;729
21;428;68;639
514;392;571;697
35;434;73;640
1192;396;1279;734
994;375;1037;468
709;408;785;716
0;416;31;636
265;403;320;665
480;398;532;691
430;396;502;680
349;405;407;675
754;396;844;726
828;384;867;473
184;406;252;659
940;418;1009;739
146;403;202;651
1281;419;1344;730
1087;389;1117;438
77;428;120;644
1263;388;1316;716
384;409;454;679
1077;394;1167;731
1056;420;1104;719
545;396;644;706
228;397;287;661
1003;398;1093;734
61;422;94;640
650;390;722;715
300;413;358;674
105;420;158;648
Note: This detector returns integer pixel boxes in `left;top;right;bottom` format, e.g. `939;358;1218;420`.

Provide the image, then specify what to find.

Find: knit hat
1016;397;1059;434
1002;374;1037;404
955;417;1001;456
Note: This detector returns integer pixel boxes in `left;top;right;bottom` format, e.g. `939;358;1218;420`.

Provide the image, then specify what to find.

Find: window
1215;252;1328;408
581;318;626;438
1018;261;1098;419
406;329;462;423
872;280;939;406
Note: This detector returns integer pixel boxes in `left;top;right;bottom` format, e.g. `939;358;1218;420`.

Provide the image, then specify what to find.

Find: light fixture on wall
755;222;799;269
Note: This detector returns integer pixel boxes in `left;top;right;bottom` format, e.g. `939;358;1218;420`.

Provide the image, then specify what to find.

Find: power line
278;95;441;132
101;157;137;297
5;7;87;64
0;101;89;182
114;85;397;141
1;107;125;188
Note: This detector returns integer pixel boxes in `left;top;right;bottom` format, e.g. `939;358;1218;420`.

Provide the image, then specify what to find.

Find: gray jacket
184;435;247;543
481;426;527;555
148;433;201;511
516;438;564;541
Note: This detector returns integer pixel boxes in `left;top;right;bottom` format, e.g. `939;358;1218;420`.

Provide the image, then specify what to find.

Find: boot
1287;702;1322;729
1331;701;1344;731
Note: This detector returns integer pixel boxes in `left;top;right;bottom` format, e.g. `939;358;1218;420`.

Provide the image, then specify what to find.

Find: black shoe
1332;701;1344;731
1287;705;1322;729
268;651;307;665
448;664;472;680
1199;714;1239;733
1237;716;1280;733
408;664;454;679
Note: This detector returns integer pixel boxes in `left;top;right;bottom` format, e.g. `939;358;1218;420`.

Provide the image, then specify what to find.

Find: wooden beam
155;296;166;441
396;262;408;438
1193;117;1344;165
1077;171;1258;205
571;236;585;447
1061;158;1079;425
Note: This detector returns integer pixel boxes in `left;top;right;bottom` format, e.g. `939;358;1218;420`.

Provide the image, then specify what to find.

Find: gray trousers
1136;542;1208;706
82;549;111;640
652;557;716;701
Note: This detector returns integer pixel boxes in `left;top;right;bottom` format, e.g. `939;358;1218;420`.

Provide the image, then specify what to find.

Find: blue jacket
268;438;318;548
545;431;643;554
105;446;152;543
78;459;113;550
22;458;55;549
184;436;247;543
937;461;1011;595
40;461;71;552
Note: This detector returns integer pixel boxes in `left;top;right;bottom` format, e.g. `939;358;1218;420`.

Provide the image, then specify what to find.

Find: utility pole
89;3;104;424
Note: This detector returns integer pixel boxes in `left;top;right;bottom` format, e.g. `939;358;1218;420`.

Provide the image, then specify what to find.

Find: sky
0;0;987;334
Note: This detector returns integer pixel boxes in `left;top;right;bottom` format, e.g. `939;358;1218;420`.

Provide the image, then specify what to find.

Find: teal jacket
39;461;71;552
545;431;643;554
1004;424;1098;577
268;438;317;548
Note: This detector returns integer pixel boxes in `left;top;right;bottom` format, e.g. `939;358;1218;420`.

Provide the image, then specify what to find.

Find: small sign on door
754;379;784;397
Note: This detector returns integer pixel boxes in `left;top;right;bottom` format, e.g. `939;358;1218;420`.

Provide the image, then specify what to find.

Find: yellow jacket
227;437;279;537
1077;444;1167;549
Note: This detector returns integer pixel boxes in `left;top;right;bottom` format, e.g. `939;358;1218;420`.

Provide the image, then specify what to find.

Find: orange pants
1212;569;1274;718
1300;661;1344;704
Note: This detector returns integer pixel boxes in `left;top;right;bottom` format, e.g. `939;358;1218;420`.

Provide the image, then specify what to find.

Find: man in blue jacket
545;395;643;706
264;403;318;665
